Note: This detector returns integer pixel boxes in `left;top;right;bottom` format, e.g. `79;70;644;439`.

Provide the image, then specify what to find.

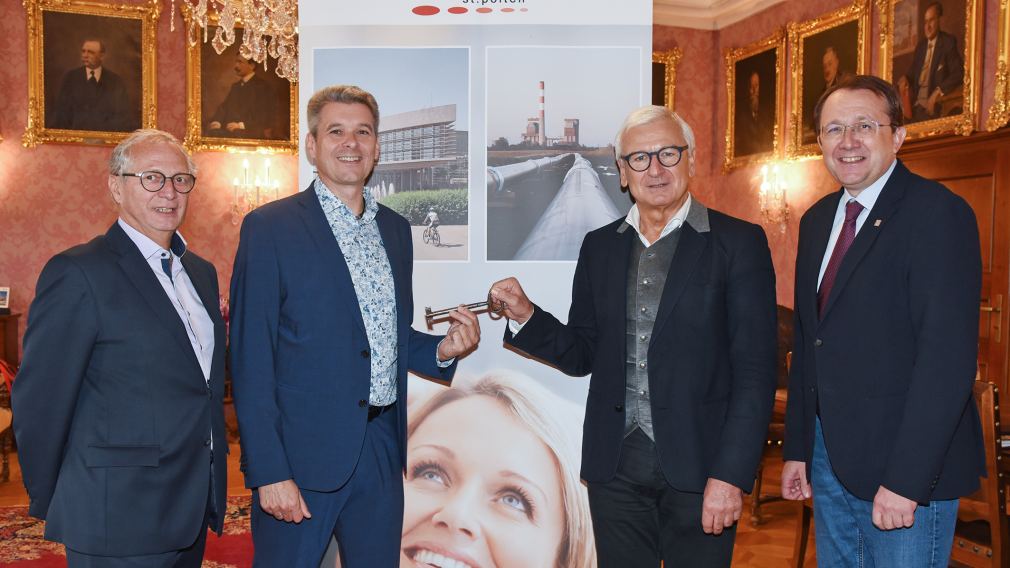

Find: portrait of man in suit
48;38;136;132
799;19;860;146
13;129;227;566
781;75;984;566
205;55;277;139
895;1;965;123
733;49;776;158
490;105;778;568
228;84;480;566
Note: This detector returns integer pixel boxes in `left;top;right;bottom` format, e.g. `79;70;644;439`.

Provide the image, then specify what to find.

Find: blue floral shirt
314;178;398;406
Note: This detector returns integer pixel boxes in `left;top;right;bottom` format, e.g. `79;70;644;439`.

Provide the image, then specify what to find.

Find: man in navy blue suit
781;75;983;566
229;84;480;567
14;129;226;566
897;1;964;122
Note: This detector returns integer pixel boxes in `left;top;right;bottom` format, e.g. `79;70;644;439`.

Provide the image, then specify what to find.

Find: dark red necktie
818;200;864;318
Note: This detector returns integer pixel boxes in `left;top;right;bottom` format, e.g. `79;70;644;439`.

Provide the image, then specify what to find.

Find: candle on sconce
242;159;250;187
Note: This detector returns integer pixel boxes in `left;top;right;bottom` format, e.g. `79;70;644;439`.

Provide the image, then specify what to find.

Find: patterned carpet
0;496;254;567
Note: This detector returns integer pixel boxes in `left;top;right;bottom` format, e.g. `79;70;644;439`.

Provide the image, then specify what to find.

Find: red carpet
0;496;253;567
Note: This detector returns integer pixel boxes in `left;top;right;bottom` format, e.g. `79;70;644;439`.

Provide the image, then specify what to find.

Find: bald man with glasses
490;105;778;567
14;129;226;567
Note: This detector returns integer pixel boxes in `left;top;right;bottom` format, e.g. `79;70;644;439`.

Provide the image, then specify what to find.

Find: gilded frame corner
723;28;787;172
986;0;1010;131
182;11;298;154
22;0;160;148
653;48;683;111
787;0;871;159
879;0;983;139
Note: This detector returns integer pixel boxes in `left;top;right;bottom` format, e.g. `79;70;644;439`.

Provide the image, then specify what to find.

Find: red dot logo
502;7;514;12
412;5;440;15
476;6;492;12
448;6;467;13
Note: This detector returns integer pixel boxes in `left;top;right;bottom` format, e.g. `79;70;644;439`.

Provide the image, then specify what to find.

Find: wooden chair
0;358;15;482
950;380;1008;567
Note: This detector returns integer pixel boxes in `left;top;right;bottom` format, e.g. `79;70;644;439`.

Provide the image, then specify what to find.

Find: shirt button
639;389;646;396
642;278;650;285
640;335;647;342
639;362;646;369
640;307;647;313
646;252;655;258
814;339;823;347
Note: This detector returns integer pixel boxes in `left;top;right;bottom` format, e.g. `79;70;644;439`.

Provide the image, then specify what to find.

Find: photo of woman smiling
401;373;596;568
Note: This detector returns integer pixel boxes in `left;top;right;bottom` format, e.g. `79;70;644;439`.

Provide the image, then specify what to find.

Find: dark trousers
249;407;403;568
587;429;735;568
66;506;211;568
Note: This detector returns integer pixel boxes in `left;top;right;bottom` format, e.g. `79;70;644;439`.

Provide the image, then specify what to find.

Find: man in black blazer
49;39;135;132
206;55;275;139
13;129;227;566
899;1;964;121
781;75;983;566
490;106;778;567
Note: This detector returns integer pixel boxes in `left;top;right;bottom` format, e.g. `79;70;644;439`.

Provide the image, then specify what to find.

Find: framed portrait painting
880;0;983;139
724;29;786;170
652;49;683;110
23;0;159;148
788;0;870;157
184;17;297;153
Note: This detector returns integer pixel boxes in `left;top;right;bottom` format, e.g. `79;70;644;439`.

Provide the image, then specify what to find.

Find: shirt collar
840;158;897;213
87;66;102;81
313;176;378;224
622;194;694;246
241;72;255;84
117;218;187;261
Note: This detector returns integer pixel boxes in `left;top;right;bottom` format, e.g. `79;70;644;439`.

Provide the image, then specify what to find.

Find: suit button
358;399;367;408
810;387;816;393
614;404;624;412
361;349;370;358
814;339;823;346
204;438;211;446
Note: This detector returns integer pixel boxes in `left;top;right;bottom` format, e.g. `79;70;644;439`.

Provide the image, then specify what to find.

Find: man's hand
489;277;535;324
208;121;222;130
226;121;246;132
258;479;312;523
781;460;812;501
701;478;743;535
436;306;480;361
872;485;917;530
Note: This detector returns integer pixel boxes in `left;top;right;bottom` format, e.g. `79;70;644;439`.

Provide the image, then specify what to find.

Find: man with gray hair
490;105;778;567
229;84;480;565
14;129;226;566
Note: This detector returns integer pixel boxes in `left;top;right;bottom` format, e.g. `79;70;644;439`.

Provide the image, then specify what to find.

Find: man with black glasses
489;105;778;567
13;129;226;567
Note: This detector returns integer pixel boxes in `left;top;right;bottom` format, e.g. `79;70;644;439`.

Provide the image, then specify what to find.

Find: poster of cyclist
313;47;470;261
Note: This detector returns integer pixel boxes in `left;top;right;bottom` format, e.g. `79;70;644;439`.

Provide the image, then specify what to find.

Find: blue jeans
811;418;958;567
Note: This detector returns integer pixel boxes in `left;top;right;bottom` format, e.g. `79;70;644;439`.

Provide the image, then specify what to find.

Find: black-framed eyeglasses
620;145;689;172
819;120;895;141
120;171;197;194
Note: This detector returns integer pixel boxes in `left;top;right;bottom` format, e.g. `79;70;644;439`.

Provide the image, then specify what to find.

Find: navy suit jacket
784;160;984;503
229;186;454;492
505;203;778;492
48;66;136;132
13;223;227;556
906;31;964;101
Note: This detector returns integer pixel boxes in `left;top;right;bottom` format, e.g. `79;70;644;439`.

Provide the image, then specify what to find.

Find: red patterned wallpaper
656;0;1003;307
0;0;299;346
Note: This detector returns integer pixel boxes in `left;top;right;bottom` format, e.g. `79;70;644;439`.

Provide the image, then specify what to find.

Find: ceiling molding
654;0;786;30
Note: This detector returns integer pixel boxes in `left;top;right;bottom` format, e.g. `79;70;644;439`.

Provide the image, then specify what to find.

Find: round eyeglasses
819;120;895;142
620;145;688;172
120;171;197;194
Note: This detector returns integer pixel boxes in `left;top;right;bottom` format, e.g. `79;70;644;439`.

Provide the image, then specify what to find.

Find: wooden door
900;130;1010;423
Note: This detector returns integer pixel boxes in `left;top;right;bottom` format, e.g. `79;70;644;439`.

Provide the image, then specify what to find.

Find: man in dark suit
735;70;774;156
206;55;275;139
13;129;226;566
781;75;983;566
898;1;964;121
489;105;778;567
229;84;480;566
49;39;135;132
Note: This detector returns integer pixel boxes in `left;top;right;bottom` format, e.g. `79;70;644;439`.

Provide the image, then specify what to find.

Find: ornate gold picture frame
724;29;786;170
988;0;1010;131
788;0;871;158
183;13;297;153
653;49;683;110
879;0;982;139
22;0;159;148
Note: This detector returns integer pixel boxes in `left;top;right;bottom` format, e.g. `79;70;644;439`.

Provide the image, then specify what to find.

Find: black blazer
784;160;984;503
506;202;778;492
906;31;964;100
48;66;135;132
13;223;227;556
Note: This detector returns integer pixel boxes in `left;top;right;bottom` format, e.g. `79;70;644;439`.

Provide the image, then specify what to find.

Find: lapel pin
873;219;882;227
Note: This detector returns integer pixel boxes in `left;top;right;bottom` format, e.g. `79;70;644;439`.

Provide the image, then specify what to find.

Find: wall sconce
758;163;789;234
232;157;280;225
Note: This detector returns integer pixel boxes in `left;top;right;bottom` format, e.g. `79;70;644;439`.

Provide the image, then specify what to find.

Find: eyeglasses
819;120;895;141
120;171;197;194
620;145;689;172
